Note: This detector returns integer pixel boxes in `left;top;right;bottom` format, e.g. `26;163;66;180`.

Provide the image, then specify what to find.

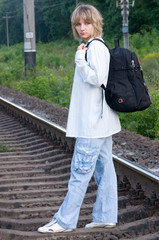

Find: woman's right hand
77;43;88;51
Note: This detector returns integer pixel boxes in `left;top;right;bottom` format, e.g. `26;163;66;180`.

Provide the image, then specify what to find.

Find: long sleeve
75;40;110;87
66;38;121;138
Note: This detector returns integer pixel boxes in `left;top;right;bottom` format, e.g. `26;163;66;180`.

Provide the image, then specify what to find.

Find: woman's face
75;16;94;42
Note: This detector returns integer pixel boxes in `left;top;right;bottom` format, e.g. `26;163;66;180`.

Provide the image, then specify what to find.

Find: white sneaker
38;219;73;233
85;222;116;228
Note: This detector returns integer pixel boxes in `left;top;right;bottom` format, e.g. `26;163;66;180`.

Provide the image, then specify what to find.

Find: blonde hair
71;4;103;40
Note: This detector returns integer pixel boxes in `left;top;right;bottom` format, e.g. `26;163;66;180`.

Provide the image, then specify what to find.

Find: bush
130;28;159;58
142;52;159;87
16;69;73;107
119;90;159;139
0;44;24;86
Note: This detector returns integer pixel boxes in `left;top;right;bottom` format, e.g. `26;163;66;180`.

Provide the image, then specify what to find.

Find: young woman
38;4;121;233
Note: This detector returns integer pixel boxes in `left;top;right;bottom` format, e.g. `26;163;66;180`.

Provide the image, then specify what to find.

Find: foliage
16;71;73;107
0;141;14;152
129;0;159;34
119;90;159;140
0;0;23;45
0;40;75;107
129;29;159;90
0;0;159;140
129;28;159;58
0;36;158;140
141;52;159;86
0;44;24;87
0;0;159;46
101;0;122;39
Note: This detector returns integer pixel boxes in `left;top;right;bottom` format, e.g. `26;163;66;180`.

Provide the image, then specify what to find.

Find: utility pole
6;13;9;47
116;0;135;49
23;0;36;69
2;12;12;47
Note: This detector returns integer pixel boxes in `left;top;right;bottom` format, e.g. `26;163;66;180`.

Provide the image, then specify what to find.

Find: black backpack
86;39;152;113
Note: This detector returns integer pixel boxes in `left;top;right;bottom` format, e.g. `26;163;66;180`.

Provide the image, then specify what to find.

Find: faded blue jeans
53;136;117;229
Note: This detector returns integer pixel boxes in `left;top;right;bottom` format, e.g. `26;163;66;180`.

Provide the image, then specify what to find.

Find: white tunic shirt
66;38;121;138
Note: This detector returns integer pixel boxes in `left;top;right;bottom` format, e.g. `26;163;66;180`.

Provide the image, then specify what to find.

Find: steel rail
0;97;75;150
0;97;158;199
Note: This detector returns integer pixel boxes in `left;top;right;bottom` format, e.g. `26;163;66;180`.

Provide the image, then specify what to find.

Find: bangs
71;4;103;40
72;7;93;26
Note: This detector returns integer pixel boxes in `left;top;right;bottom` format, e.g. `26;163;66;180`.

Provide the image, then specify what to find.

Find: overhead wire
0;0;75;32
0;0;22;6
0;0;75;11
35;0;75;10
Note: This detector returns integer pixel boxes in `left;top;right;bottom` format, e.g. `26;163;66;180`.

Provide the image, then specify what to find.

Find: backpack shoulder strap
85;38;109;61
86;38;109;49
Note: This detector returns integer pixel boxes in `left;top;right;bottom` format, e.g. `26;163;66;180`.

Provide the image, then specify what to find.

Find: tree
0;0;23;46
129;0;159;33
37;0;75;41
0;0;159;46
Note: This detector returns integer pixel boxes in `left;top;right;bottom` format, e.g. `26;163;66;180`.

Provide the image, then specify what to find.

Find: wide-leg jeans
53;136;118;229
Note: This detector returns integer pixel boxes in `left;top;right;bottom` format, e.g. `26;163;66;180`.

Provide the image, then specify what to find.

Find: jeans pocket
73;145;97;174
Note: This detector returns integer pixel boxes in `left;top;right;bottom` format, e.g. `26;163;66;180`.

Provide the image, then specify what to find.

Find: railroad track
0;97;159;240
